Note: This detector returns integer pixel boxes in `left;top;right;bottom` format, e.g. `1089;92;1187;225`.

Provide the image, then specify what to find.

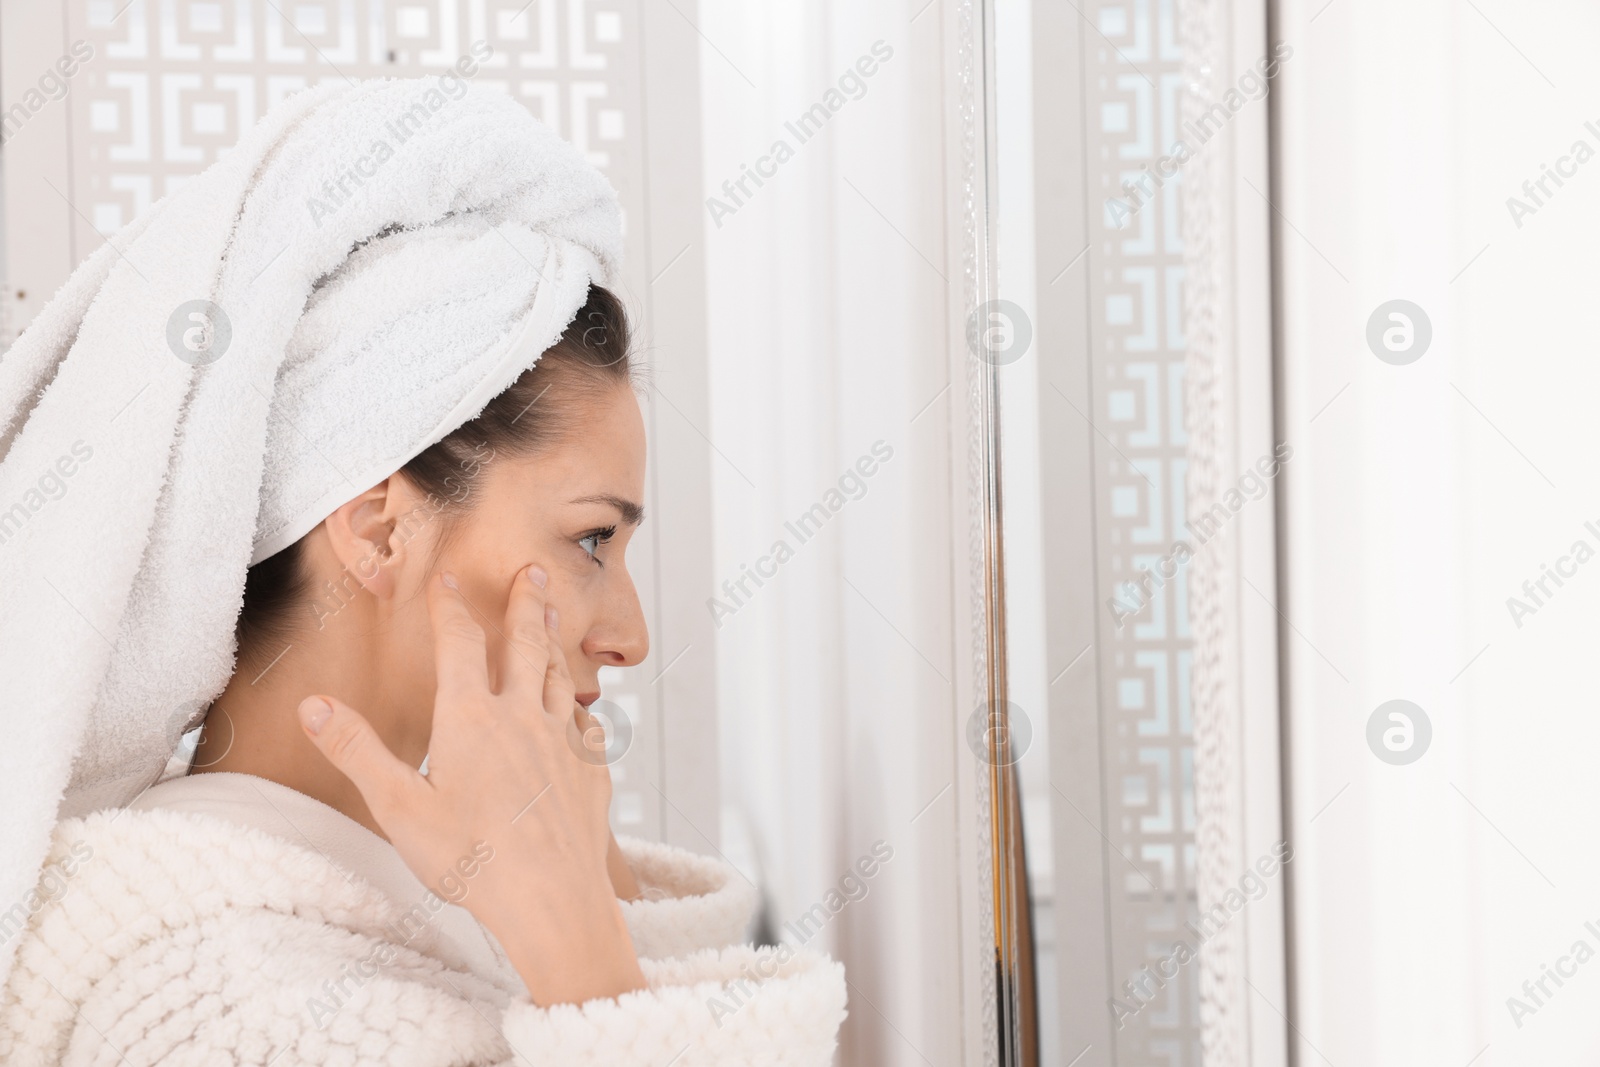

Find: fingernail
441;571;458;590
528;565;547;589
546;605;559;629
300;697;332;735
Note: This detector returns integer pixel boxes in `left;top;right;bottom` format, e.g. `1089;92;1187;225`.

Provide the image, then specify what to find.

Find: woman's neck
191;624;429;842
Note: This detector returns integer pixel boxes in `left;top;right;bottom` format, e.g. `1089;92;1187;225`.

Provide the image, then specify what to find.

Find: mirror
988;0;1285;1063
0;0;1037;1062
987;0;1295;1063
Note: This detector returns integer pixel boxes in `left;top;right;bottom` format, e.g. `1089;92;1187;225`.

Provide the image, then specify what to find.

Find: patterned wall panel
57;0;662;840
66;0;641;258
1085;0;1201;1062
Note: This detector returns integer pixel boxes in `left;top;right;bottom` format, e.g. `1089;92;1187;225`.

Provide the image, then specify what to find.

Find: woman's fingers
298;694;421;818
427;572;489;699
542;604;580;722
500;564;552;697
606;832;643;901
546;621;606;769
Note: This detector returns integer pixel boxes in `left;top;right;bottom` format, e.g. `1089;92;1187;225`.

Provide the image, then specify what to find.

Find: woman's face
393;382;650;710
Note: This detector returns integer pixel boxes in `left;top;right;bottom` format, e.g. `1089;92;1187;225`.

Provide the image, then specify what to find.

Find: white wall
1275;0;1600;1062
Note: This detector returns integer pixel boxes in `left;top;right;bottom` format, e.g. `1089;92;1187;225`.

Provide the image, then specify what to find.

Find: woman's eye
578;527;616;565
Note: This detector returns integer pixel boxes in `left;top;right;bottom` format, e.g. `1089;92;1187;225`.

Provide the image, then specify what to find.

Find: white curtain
1275;0;1600;1062
696;3;972;1064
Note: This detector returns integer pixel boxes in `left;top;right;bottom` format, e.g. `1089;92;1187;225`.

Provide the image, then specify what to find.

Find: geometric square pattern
64;0;640;265
1084;0;1199;1062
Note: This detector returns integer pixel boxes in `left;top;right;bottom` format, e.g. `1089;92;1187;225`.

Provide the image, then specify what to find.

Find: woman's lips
576;692;600;707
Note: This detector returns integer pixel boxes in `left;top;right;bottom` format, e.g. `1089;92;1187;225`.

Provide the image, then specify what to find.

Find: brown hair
234;284;637;666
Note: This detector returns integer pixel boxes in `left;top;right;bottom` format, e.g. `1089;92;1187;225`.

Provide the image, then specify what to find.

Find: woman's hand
294;565;646;1006
608;833;642;901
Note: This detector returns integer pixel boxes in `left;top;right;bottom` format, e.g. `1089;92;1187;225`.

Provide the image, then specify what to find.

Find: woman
0;77;843;1065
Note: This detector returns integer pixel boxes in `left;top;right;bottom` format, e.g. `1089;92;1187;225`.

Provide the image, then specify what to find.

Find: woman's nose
584;572;649;667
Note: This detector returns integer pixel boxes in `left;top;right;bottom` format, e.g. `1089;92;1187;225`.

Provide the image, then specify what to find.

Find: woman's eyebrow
568;493;645;525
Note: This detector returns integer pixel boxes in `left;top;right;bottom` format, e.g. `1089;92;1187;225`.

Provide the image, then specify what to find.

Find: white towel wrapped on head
0;76;621;996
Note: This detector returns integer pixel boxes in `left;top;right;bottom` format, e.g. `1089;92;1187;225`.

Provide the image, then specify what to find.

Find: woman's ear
322;477;412;601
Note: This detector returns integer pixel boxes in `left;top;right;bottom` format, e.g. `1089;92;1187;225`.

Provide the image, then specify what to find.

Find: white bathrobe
0;772;845;1066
